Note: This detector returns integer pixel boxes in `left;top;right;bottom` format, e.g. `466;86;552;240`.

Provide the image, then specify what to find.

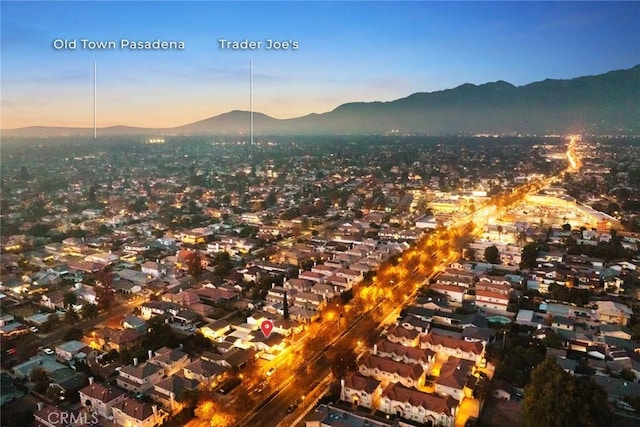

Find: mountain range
4;65;639;137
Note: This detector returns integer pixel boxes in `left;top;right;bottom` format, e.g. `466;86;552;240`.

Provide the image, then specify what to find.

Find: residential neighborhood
1;135;639;427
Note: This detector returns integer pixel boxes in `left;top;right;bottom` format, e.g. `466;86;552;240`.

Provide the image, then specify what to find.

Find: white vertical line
93;62;97;139
250;59;253;145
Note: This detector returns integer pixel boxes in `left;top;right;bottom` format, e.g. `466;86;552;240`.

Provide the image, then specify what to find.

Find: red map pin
260;319;274;338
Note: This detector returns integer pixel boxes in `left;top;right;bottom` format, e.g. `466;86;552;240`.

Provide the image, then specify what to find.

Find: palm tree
63;291;77;309
64;309;80;324
82;302;99;320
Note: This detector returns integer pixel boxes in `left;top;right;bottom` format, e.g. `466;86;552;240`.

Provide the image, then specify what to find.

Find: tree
184;251;204;280
63;291;77;308
194;399;236;427
30;367;48;383
283;291;290;321
64;327;83;341
520;243;539;270
484;245;500;264
82;302;99;320
497;225;503;242
326;341;357;380
523;357;610;427
64;309;80;324
96;268;115;311
41;314;60;333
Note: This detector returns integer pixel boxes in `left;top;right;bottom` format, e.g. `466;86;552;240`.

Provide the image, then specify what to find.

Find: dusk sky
2;1;639;129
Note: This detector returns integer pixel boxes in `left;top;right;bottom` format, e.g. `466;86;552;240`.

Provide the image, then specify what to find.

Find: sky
2;1;639;129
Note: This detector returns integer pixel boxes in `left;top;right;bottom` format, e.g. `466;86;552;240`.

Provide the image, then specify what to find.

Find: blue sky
2;1;639;128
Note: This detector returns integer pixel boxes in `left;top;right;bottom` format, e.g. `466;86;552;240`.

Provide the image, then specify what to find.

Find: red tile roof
360;353;424;380
344;372;381;394
79;383;125;403
381;383;458;415
420;333;483;355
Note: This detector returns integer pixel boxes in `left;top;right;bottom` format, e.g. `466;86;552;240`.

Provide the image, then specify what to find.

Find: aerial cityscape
1;2;640;427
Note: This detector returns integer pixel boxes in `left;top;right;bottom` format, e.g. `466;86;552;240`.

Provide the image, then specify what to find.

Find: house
420;333;484;364
41;290;65;310
149;347;190;377
174;309;199;325
434;357;474;401
152;373;200;414
200;319;231;342
593;375;640;408
12;355;67;380
194;286;240;305
436;273;474;288
299;271;326;284
0;372;24;405
112;398;169;427
79;380;127;418
285;278;313;292
386;325;422;347
551;316;576;332
340;372;382;409
180;228;208;245
373;339;435;370
33;404;80;427
310;283;339;299
203;347;256;370
141;261;165;278
596;301;633;326
430;283;466;304
123;316;147;334
400;315;431;334
116;360;164;393
359;353;424;389
55;340;90;362
183;358;227;386
304;403;394;427
475;289;510;313
599;324;633;340
116;268;153;286
93;327;143;352
252;332;286;357
140;301;181;320
378;382;458;427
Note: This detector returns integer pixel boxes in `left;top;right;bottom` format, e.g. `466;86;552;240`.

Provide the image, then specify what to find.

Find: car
43;348;54;355
287;403;298;413
29;326;39;333
266;367;276;377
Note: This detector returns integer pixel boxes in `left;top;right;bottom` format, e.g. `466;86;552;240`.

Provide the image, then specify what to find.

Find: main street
195;138;582;427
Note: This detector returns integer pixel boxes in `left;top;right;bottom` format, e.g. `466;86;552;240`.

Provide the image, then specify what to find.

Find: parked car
43;348;54;355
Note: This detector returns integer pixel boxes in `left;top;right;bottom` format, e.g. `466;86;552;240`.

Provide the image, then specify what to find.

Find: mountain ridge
3;65;639;137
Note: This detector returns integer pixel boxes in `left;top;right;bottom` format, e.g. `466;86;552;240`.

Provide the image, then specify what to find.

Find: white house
378;382;458;427
112;398;168;427
340;372;382;409
79;380;127;418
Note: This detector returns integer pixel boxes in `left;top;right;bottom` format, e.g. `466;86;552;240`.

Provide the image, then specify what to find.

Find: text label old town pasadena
52;39;185;50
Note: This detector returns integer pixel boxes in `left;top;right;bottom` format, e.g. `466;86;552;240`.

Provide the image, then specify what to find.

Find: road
192;139;582;426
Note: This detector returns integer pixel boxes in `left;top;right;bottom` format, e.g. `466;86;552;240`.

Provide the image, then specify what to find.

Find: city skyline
2;1;639;129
